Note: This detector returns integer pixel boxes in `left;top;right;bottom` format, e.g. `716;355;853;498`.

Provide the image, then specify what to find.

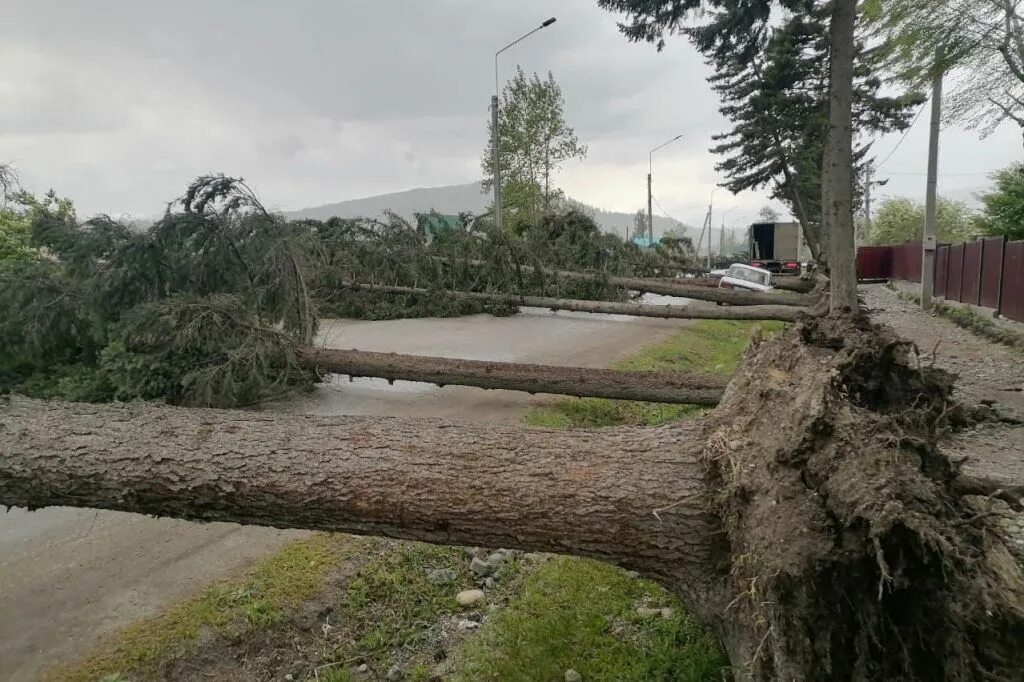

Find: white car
717;264;773;293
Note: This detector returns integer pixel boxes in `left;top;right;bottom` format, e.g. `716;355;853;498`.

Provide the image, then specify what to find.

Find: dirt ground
0;307;683;682
862;285;1024;486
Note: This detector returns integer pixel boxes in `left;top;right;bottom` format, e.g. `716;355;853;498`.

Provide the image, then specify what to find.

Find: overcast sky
2;0;1021;229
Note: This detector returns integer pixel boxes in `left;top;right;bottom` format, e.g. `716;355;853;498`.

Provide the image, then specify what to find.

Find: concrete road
0;305;684;681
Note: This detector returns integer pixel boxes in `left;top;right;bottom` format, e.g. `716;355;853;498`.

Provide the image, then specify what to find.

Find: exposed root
698;312;1024;680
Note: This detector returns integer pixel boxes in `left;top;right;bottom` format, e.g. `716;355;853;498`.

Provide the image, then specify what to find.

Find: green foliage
451;557;726;682
703;3;922;251
870;196;977;245
978;163;1024;240
482;67;587;230
0;187;74;265
1;175;319;406
333;541;478;672
868;0;1024;138
311;209;667;319
99;296;312;407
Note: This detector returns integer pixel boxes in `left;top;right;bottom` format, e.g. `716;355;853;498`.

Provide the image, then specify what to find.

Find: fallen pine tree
296;346;728;405
340;282;821;322
3;315;1022;679
436;258;817;307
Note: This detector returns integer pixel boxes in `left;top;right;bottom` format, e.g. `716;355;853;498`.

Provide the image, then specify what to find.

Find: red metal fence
858;237;1024;324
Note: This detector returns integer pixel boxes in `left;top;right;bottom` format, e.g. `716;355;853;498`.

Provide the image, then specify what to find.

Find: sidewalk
862;284;1024;487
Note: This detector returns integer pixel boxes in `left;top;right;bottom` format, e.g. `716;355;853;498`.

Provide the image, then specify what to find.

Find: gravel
863;285;1024;554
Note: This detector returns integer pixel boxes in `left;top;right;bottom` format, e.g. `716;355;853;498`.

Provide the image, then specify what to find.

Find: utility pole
647;134;683;244
647;173;653;242
491;96;502;232
721;207;740;260
707;187;720;268
921;60;943;310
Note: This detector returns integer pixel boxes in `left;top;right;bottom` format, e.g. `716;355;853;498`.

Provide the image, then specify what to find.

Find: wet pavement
0;304;687;681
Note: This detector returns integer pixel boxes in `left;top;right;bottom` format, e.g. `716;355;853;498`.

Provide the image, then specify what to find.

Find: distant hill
287;182;701;241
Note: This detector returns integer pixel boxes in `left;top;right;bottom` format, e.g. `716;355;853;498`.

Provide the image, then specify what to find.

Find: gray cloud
0;0;1018;224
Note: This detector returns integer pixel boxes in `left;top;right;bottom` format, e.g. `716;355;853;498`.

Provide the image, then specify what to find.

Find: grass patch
524;320;785;429
45;533;351;682
313;540;528;678
451;557;727;681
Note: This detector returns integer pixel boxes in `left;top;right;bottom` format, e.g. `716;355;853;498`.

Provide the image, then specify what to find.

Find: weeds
450;557;727;681
525;320;784;428
45;534;351;682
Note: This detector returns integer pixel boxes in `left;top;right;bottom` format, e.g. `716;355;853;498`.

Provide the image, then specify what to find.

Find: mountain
287;181;701;241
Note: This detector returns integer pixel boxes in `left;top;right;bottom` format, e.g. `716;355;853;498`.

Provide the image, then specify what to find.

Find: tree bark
822;0;858;311
440;258;816;307
296;347;727;406
342;282;816;322
0;397;718;594
2;316;1023;680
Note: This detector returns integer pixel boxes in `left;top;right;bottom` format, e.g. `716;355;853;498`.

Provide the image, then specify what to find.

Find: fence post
997;235;1007;316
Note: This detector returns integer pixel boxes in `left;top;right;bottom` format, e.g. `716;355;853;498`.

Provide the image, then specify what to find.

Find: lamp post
721;207;741;259
647;134;683;243
492;17;557;233
707;187;720;267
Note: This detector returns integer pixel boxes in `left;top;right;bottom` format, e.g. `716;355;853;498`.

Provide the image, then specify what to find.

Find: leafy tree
869;0;1024;145
978;162;1024;239
758;206;780;222
869;196;976;245
482;68;588;232
633;208;647;240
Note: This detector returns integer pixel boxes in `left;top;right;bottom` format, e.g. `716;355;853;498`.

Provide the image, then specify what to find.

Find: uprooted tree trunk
341;282;819;322
667;274;816;294
438;258;817;307
2;315;1022;679
296;347;728;406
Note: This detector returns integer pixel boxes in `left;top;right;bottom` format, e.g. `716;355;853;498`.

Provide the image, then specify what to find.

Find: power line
875;100;929;170
651;195;687;228
882;171;992;177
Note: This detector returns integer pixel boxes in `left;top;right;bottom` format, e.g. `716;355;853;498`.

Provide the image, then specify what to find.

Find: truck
748;221;812;275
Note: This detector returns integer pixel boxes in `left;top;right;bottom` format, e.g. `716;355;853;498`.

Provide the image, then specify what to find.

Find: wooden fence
857;237;1024;324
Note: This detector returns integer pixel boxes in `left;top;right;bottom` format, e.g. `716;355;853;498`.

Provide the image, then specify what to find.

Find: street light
647;134;683;243
707;187;721;267
720;207;740;258
492;17;557;233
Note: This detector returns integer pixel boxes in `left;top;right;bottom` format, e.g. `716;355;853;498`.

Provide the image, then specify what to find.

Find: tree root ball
699;313;1024;680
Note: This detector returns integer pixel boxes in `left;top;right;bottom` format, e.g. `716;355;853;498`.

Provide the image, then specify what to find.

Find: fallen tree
438;258;816;307
297;346;728;405
341;282;819;322
4;315;1023;679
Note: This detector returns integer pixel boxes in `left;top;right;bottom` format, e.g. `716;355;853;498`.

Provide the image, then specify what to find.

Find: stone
285;675;294;681
426;568;458;585
469;557;493;577
357;663;368;673
486;551;506;567
660;607;675;619
484;577;495;590
636;607;663;618
457;589;486;606
565;669;582;682
458;618;481;631
625;570;640;579
385;664;403;680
